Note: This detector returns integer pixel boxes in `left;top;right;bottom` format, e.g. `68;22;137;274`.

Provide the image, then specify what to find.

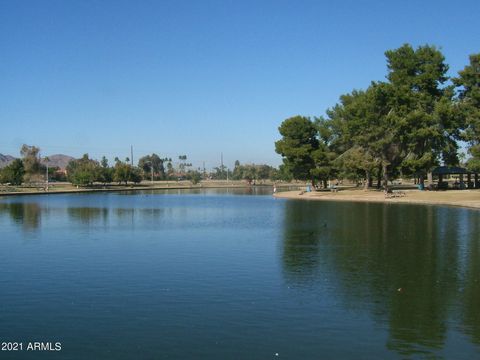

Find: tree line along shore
0;180;284;197
0;145;285;191
275;44;480;190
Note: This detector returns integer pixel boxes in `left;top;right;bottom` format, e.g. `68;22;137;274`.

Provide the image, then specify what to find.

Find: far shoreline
4;182;478;211
274;189;480;211
0;181;287;198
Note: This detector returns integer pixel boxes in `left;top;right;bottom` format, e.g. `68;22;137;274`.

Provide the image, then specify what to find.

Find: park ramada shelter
432;166;479;189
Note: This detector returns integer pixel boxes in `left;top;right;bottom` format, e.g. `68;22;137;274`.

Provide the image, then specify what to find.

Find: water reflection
1;192;479;358
281;200;480;357
68;207;108;224
463;211;480;345
0;202;41;231
281;201;326;285
0;198;171;231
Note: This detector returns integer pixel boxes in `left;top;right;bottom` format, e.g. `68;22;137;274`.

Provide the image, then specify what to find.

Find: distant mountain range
0;154;74;169
0;154;16;168
42;154;75;170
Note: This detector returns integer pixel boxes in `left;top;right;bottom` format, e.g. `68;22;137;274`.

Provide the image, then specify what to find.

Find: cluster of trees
67;154;285;185
207;161;280;182
231;161;278;181
2;147;290;187
66;155;166;186
2;146;282;187
138;154;169;179
66;153;220;186
275;44;480;188
0;148;175;187
0;159;25;185
0;145;65;185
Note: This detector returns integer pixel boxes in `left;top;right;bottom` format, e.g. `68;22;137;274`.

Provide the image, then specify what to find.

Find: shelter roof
432;166;472;175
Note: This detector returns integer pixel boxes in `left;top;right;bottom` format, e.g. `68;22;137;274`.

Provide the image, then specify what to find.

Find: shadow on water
281;200;480;357
462;211;480;345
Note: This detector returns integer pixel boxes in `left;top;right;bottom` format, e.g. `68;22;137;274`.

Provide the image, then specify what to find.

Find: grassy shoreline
274;188;480;210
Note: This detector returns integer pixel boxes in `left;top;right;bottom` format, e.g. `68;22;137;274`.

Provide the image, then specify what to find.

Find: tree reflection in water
281;200;480;357
0;202;41;231
68;207;108;225
462;211;480;345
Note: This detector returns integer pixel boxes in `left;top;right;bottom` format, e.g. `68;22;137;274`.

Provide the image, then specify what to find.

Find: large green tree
325;84;398;188
385;44;460;183
454;54;480;172
113;158;142;185
0;159;25;185
67;154;101;186
275;116;319;184
20;144;43;182
113;158;132;185
138;153;166;179
97;156;113;184
311;118;337;187
334;146;379;188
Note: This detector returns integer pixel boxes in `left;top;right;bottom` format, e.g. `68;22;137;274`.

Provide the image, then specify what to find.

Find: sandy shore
274;189;480;210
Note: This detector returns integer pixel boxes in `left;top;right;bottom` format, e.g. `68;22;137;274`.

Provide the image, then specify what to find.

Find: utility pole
130;145;134;166
45;156;49;191
221;152;224;179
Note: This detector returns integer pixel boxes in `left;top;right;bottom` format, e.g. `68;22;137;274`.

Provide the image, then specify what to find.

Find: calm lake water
0;188;479;359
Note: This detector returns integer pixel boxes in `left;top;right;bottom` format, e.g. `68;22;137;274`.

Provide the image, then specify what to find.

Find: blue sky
1;0;479;169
